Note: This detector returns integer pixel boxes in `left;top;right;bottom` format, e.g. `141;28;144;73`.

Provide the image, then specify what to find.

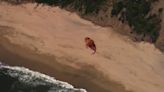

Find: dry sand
0;2;164;92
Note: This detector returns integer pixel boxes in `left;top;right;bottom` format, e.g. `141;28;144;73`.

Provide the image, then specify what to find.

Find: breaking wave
0;62;86;92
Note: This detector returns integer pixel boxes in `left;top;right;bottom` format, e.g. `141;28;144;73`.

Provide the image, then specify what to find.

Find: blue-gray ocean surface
0;62;86;92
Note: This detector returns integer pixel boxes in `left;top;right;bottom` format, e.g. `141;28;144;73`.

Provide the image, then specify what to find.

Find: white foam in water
0;62;3;67
1;64;87;92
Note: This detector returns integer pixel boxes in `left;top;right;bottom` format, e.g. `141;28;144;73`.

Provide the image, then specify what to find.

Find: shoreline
0;34;131;92
0;35;131;92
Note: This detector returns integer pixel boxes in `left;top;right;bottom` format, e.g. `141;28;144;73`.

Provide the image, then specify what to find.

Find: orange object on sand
85;37;96;54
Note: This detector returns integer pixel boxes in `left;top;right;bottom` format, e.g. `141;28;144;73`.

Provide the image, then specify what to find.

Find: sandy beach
0;33;131;92
0;2;164;92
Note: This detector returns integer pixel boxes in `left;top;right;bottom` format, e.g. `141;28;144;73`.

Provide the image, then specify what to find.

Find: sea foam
0;63;87;92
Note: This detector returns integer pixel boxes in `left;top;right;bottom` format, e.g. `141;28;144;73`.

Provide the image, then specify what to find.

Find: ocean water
0;62;87;92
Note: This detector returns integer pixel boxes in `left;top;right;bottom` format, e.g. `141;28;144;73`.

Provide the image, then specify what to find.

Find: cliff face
155;0;164;51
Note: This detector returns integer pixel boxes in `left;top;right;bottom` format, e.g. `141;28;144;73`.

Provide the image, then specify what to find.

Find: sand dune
0;3;164;92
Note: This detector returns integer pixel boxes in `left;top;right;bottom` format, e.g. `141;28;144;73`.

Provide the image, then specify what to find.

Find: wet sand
0;36;131;92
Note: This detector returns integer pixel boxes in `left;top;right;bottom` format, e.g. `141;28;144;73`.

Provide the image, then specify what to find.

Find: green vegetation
111;0;162;42
35;0;107;15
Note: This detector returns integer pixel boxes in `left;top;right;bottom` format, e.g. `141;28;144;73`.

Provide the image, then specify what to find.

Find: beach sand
0;34;131;92
0;2;164;92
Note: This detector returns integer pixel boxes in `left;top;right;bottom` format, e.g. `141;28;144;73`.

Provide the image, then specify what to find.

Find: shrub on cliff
35;0;107;15
111;0;162;42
